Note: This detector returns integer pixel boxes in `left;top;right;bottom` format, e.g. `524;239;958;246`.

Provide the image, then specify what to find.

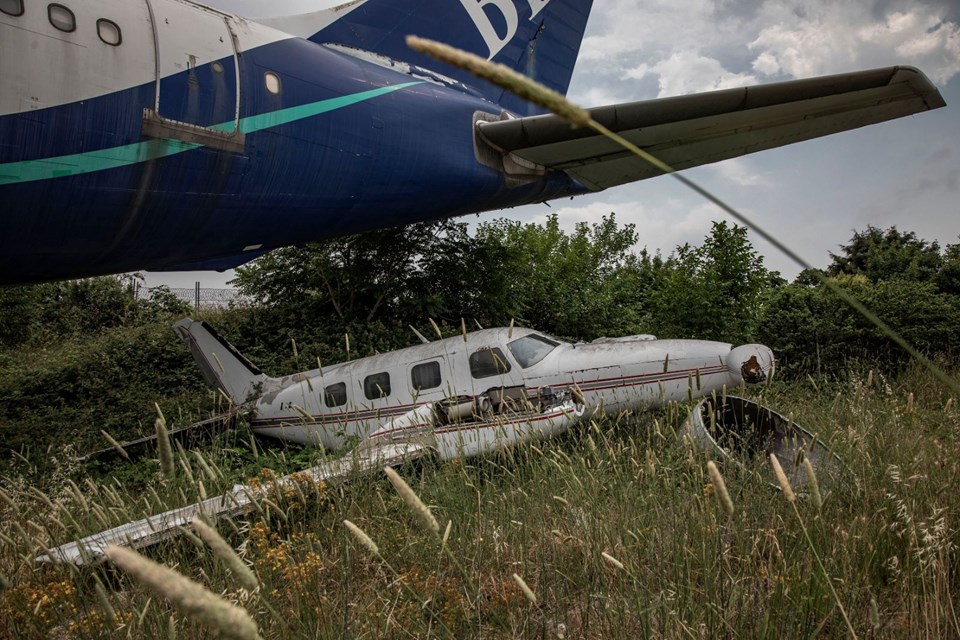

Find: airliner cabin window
411;361;441;391
97;18;121;46
364;372;391;400
48;4;75;32
469;347;512;379
324;382;347;407
507;334;560;368
0;0;24;17
264;72;281;95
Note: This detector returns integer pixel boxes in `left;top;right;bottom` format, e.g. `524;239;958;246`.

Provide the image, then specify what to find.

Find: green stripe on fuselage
0;82;422;186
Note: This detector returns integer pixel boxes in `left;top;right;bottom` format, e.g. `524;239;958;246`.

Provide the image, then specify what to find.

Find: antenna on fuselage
410;325;431;344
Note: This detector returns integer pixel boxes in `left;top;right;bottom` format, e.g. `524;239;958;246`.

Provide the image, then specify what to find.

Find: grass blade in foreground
105;545;260;640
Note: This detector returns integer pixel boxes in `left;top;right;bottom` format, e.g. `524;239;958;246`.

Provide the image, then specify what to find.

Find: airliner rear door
144;0;243;150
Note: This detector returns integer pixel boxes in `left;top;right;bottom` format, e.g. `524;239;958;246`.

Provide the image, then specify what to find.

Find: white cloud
752;51;781;76
627;50;757;97
573;85;630;108
576;0;728;62
709;158;772;188
575;0;959;106
749;3;960;84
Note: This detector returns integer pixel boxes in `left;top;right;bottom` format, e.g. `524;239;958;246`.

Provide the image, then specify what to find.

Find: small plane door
143;0;244;151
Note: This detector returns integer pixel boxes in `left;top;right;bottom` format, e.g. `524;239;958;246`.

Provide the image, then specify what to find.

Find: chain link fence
137;285;246;309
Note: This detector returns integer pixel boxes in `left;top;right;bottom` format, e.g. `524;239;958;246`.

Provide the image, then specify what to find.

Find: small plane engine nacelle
726;344;775;386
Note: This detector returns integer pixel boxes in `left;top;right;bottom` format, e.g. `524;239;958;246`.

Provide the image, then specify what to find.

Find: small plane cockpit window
48;4;75;32
0;0;24;17
469;347;512;379
411;361;441;391
324;382;347;407
363;372;391;400
507;334;560;368
97;18;121;46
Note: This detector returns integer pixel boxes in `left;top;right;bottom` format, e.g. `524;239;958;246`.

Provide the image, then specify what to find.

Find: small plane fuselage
176;320;775;453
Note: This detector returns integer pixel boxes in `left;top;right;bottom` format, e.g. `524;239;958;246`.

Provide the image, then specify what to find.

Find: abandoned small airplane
41;319;774;564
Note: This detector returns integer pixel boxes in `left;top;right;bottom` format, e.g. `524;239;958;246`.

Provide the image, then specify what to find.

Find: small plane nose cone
727;344;775;385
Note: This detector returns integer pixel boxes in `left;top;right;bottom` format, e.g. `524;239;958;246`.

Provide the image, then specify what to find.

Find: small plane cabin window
48;4;75;32
469;347;512;379
508;334;560;368
411;361;441;391
324;382;347;408
264;72;281;95
364;372;391;400
0;0;24;17
97;19;121;46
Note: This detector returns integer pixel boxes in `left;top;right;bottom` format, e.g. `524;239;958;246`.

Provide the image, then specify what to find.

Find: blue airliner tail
310;0;593;115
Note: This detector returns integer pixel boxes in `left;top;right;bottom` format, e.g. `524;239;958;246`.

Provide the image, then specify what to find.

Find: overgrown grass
0;369;957;638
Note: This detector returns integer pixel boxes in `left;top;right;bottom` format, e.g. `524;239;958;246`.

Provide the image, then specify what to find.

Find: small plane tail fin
260;0;593;116
173;319;272;405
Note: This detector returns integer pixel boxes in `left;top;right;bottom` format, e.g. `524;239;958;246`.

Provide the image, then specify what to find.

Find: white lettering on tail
459;0;553;59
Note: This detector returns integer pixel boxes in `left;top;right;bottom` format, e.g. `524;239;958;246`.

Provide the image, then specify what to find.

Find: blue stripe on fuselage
0;83;423;186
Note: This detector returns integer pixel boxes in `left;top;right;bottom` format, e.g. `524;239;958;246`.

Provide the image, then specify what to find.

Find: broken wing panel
476;66;945;190
39;442;428;565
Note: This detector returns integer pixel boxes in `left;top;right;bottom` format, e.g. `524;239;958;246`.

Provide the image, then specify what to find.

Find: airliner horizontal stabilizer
477;65;946;190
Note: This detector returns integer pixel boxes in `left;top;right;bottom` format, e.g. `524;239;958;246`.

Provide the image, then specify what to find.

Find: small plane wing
38;441;428;565
476;65;946;190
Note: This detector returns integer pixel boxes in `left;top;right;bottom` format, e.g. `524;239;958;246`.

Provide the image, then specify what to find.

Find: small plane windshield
508;334;560;368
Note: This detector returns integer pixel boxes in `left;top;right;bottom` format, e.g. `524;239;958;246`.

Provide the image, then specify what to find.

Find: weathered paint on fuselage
249;328;774;450
0;0;586;283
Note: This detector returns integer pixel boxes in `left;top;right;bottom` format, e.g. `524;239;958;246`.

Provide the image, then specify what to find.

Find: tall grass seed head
406;36;590;128
707;460;734;516
801;458;823;512
512;573;537;604
191;516;260;591
383;466;439;534
105;545;260;640
601;551;625;571
770;454;796;503
343;519;380;557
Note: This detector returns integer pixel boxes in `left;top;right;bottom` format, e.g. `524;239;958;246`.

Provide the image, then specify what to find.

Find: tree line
228;216;960;375
2;217;959;375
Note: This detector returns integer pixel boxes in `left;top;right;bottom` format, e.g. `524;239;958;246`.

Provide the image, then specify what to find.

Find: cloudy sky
146;0;959;288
